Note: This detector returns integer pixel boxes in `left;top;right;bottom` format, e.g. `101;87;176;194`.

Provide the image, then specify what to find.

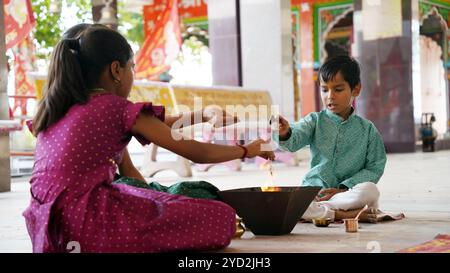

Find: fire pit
218;186;321;235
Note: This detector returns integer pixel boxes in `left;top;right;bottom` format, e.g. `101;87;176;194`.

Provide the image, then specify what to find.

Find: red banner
135;0;182;80
3;0;35;50
13;34;37;119
143;0;207;39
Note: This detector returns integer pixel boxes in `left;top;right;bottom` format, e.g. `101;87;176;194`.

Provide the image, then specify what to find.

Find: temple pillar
240;0;295;119
208;0;241;86
92;0;118;30
353;0;416;153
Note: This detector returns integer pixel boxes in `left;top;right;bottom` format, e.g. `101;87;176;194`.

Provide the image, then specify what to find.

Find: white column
239;0;294;120
411;0;422;127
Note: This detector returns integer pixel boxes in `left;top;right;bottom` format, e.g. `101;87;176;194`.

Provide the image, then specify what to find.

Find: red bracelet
237;144;248;159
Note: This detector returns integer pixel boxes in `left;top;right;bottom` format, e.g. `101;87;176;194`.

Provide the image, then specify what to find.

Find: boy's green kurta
273;109;387;189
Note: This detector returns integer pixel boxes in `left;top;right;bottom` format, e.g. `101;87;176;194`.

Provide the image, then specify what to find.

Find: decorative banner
135;0;182;80
13;34;37;120
143;0;207;39
129;82;177;115
3;0;35;50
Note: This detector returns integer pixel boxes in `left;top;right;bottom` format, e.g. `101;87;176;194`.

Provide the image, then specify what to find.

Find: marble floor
1;149;449;253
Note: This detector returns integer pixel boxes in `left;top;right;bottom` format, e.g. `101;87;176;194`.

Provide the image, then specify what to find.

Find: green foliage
177;25;209;64
66;0;92;22
30;0;91;59
29;1;208;68
117;2;144;48
31;0;63;59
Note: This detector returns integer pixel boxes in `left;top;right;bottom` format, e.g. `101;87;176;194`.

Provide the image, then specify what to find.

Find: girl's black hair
318;55;361;90
32;26;133;135
62;23;92;39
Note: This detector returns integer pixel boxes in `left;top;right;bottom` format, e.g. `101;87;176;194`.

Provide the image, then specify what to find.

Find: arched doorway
323;11;353;62
315;9;354;110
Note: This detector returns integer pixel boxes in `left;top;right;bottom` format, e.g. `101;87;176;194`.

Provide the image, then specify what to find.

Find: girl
24;25;274;253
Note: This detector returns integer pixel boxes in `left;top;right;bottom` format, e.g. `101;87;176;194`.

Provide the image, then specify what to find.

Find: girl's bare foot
335;208;378;223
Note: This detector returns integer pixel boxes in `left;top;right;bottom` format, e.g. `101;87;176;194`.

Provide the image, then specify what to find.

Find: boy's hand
316;188;347;202
244;139;275;161
274;115;291;140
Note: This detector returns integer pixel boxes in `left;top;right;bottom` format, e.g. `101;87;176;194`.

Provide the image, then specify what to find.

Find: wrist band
237;144;248;159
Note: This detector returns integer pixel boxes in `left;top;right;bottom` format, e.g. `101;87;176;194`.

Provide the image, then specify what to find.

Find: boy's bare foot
335;208;378;223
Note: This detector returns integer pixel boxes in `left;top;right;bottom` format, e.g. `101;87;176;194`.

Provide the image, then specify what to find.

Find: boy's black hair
318;55;361;90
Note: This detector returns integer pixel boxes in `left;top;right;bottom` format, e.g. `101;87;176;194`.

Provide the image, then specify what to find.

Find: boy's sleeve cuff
279;127;292;142
272;129;292;143
339;180;354;190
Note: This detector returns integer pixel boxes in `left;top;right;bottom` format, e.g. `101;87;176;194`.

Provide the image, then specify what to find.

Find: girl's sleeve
26;120;33;133
122;101;165;145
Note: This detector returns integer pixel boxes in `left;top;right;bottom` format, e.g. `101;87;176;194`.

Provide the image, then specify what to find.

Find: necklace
89;88;108;97
90;88;106;92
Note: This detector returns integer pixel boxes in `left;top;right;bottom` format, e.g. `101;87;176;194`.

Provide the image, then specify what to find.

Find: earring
114;78;121;84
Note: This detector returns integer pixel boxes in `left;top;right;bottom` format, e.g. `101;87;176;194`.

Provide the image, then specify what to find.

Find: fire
260;186;282;192
260;160;282;192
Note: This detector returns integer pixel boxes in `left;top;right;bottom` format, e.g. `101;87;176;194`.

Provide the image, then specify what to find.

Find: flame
261;186;282;192
260;160;281;192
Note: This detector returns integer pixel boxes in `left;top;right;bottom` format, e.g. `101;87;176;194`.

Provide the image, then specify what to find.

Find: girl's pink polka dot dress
23;93;236;253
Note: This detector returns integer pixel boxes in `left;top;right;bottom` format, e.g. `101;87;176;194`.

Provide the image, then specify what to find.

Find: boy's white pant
301;182;380;221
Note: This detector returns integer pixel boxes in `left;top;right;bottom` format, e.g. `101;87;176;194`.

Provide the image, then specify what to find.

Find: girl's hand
203;106;239;128
244;139;275;160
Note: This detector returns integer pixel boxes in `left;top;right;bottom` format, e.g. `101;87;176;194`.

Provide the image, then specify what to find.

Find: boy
274;55;387;222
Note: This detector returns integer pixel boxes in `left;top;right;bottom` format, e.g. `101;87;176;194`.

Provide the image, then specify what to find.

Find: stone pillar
91;0;118;30
0;0;11;192
240;0;295;120
208;0;241;86
353;0;416;153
